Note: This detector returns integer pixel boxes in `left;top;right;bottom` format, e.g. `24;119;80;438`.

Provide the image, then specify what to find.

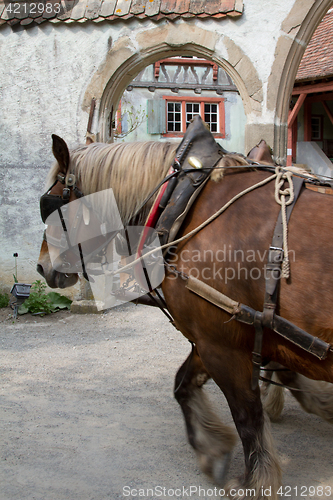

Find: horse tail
261;373;285;422
282;374;333;424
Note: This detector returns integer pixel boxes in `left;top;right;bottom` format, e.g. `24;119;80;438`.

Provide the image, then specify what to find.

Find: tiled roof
0;0;243;27
296;8;333;82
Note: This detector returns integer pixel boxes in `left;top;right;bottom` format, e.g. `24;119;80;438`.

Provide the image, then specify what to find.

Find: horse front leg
198;346;281;500
174;344;237;485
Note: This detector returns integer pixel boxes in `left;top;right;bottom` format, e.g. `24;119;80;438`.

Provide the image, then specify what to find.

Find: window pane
193;103;200;113
185;102;194;128
167;101;182;133
204;102;219;133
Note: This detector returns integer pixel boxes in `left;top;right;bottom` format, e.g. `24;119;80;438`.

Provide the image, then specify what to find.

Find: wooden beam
293;81;333;96
304;100;312;142
322;101;333;126
287;110;299;166
308;92;333;103
288;93;306;127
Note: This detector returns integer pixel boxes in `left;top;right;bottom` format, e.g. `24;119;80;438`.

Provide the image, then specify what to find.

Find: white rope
274;167;294;279
113;172;278;277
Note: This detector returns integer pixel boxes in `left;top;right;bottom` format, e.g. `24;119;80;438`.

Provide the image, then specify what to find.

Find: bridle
41;173;88;252
40;172;118;281
40;172;83;232
40;171;89;278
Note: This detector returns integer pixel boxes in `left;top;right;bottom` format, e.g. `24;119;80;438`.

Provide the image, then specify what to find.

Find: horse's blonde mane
47;140;178;225
210;153;250;182
47;139;249;224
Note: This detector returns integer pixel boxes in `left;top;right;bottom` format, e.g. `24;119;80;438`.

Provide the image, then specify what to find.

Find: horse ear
52;134;70;173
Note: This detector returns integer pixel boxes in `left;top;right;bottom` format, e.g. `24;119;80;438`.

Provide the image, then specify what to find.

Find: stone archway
83;22;262;150
270;0;333;163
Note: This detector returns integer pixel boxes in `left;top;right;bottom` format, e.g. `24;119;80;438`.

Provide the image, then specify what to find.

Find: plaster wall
0;0;330;291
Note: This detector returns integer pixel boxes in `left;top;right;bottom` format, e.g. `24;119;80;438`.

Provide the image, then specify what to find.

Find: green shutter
147;99;166;134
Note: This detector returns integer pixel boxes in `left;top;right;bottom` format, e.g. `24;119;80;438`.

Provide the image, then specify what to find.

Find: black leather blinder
40;192;69;224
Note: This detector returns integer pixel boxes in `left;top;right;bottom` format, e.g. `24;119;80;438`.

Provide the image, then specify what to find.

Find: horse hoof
196;452;232;486
212;453;232;486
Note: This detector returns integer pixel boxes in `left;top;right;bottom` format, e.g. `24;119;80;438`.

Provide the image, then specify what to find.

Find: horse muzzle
37;261;78;289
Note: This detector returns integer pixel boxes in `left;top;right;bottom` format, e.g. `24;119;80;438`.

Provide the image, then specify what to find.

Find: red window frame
162;96;225;138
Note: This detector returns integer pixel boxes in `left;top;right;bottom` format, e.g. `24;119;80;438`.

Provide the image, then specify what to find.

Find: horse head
37;136;181;293
37;135;80;288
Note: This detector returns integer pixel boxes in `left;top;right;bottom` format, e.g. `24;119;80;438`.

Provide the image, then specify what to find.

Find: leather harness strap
251;175;304;390
263;176;304;325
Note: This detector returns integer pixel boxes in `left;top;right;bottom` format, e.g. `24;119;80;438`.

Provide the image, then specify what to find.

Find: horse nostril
36;264;44;277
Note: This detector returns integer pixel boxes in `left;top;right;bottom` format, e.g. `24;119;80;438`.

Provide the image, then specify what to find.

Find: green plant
0;292;9;308
18;280;72;316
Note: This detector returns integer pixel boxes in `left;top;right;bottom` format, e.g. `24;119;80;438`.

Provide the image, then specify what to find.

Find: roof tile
189;0;205;15
43;1;58;19
296;9;333;81
145;0;160;16
160;0;176;14
70;1;87;20
1;3;14;20
35;16;48;24
175;0;191;14
100;0;117;17
85;0;102;19
130;0;145;15
204;0;222;15
0;0;243;26
20;17;34;25
114;0;132;16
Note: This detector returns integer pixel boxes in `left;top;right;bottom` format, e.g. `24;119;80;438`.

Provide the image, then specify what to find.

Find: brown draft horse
37;134;333;500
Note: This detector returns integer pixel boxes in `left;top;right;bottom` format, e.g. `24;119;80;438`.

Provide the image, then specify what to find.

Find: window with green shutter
147;99;166;134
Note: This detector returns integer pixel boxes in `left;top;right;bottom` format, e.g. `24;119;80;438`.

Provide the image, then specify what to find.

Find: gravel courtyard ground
1;303;333;500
